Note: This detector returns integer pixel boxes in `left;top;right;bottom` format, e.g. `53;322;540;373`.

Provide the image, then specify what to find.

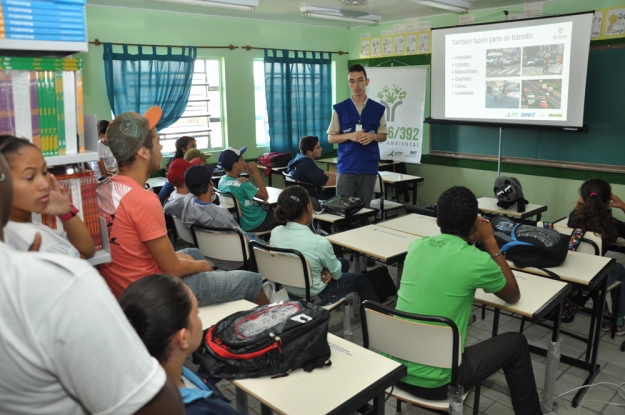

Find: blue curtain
264;49;332;156
103;43;197;130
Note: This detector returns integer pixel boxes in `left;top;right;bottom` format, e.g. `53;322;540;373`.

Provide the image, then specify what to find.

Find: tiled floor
219;261;625;415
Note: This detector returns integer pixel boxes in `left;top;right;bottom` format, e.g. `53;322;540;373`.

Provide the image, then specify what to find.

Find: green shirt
269;222;343;298
218;175;267;232
392;233;506;388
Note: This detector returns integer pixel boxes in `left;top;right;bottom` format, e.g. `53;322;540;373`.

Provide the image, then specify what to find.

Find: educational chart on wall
367;67;427;164
430;12;593;129
360;30;431;59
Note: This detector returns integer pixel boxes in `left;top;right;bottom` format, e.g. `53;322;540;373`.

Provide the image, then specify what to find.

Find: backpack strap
568;228;587;252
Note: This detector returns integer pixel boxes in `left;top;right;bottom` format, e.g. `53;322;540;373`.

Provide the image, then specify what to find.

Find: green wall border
421;154;625;184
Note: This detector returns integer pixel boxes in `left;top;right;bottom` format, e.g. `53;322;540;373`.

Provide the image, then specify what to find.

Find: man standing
97;108;267;306
327;64;387;207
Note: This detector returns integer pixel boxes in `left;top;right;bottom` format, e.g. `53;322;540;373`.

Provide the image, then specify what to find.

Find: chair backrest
373;173;385;211
216;191;241;223
172;215;194;245
191;224;250;267
282;172;298;187
360;301;462;384
251;241;313;301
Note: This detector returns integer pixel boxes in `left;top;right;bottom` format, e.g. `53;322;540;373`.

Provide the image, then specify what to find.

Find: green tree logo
377;84;407;122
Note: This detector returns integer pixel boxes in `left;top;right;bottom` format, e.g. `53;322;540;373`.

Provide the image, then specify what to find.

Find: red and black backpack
193;300;332;379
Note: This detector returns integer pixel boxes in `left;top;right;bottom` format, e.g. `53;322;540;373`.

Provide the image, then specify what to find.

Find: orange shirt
98;175;167;297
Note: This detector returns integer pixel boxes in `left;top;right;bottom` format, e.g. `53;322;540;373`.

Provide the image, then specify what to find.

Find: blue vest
333;98;385;174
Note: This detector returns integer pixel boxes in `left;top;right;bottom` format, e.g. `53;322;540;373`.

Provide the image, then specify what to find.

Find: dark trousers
397;332;541;415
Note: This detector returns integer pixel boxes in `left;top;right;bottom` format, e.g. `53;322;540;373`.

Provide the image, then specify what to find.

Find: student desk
256;165;288;187
377;214;439;237
317;157;399;173
146;176;167;192
508;251;614;407
378;171;424;205
198;301;406;415
477;197;548;221
253;186;282;207
313;208;378;231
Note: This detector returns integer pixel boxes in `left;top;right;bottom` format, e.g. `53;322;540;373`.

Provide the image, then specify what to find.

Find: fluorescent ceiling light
154;0;258;11
300;6;381;25
412;0;473;13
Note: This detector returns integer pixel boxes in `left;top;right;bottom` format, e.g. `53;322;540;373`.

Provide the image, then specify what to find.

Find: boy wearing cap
167;158;201;201
97;108;267;307
183;148;211;165
165;165;264;269
218;146;282;233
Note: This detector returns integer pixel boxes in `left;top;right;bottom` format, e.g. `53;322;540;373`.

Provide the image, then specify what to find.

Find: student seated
159;136;197;204
167;157;202;201
119;274;244;415
287;135;337;200
97;108;268;307
0;135;95;258
164;164;265;269
184;148;211;165
90;119;118;180
390;186;540;415
567;177;625;335
217;146;282;233
270;185;379;306
0;152;184;415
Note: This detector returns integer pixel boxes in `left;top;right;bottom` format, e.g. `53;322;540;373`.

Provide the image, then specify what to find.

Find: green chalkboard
431;46;625;168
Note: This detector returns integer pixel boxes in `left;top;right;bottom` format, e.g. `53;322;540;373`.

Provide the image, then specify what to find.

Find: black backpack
491;215;569;270
193;300;331;379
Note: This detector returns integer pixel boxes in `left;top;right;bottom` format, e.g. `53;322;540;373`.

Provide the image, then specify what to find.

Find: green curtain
264;49;332;155
103;43;197;130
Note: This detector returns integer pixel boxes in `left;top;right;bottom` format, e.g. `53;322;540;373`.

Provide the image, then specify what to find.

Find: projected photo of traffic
522;44;564;76
521;79;562;109
485;81;520;108
485;48;521;77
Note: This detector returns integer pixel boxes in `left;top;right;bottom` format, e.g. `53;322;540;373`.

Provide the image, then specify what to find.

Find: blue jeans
177;247;262;306
314;272;380;306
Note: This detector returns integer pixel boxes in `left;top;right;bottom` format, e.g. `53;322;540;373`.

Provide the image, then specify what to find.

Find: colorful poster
605;8;625;37
382;36;393;56
367;67;427;164
371;38;381;58
394;35;405;55
360;39;371;59
592;11;603;38
406;34;417;54
418;33;430;53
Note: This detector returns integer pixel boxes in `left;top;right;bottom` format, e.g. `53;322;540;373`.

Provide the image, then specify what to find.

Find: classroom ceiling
87;0;548;29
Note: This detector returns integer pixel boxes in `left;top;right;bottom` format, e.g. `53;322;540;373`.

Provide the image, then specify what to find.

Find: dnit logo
521;113;536;117
409;151;418;155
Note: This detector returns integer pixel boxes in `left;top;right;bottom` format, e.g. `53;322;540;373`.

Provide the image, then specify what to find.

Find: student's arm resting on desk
315;237;343;280
146;235;212;277
471;217;520;303
324;172;337;186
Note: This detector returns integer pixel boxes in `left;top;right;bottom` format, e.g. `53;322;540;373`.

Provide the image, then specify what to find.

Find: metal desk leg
235;387;249;414
373;391;386;415
492;308;500;336
412;183;417;205
396;263;404;290
572;276;608;407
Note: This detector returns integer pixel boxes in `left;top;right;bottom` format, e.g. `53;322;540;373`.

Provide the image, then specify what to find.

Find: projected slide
444;21;572;121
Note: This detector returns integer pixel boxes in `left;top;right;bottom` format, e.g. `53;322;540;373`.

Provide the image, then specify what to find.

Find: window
159;59;224;153
253;60;270;146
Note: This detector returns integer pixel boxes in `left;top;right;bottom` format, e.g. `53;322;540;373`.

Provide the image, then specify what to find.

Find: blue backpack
491;215;569;270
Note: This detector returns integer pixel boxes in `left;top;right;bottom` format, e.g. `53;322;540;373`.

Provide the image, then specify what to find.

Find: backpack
491;215;569;270
193;300;332;379
258;152;292;168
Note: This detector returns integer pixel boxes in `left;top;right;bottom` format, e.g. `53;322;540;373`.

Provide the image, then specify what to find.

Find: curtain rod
90;39;238;50
241;45;348;55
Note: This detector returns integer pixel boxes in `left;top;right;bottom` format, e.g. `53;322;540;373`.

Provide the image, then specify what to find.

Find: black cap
184;164;215;194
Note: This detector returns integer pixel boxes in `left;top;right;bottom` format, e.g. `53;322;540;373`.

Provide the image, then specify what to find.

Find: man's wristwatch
58;204;79;223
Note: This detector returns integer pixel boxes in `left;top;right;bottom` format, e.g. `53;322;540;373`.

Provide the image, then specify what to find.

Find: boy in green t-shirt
393;186;541;415
217;147;282;233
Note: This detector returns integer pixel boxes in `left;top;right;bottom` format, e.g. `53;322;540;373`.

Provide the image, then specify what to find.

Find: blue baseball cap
218;146;247;170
